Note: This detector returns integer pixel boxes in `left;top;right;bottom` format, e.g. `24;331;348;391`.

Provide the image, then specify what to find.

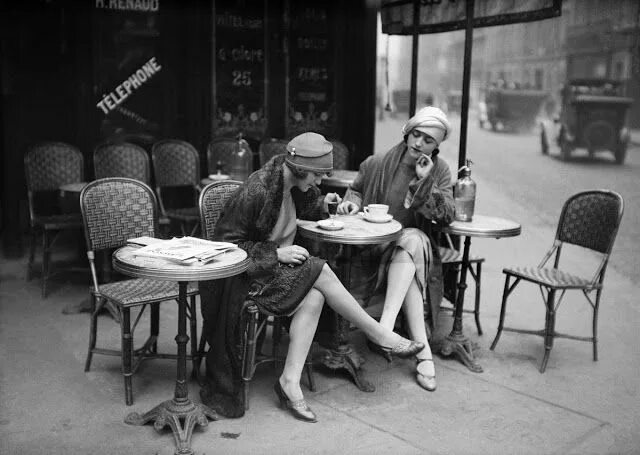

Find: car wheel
615;139;628;165
540;125;549;155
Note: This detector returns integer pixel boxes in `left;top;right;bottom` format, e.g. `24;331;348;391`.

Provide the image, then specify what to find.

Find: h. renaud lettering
95;0;159;11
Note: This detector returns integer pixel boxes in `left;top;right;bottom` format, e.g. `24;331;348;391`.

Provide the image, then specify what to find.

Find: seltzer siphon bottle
229;132;253;181
454;159;476;222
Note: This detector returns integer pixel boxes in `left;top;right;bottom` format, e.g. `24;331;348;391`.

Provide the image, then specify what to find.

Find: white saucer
362;213;393;223
208;173;230;181
317;219;344;231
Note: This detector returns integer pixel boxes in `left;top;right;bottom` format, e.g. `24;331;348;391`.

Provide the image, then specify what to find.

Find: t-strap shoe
367;338;425;362
416;358;437;392
274;381;317;423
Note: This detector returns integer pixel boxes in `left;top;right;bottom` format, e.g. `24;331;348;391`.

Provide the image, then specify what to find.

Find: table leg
439;236;484;373
319;245;375;392
125;281;217;455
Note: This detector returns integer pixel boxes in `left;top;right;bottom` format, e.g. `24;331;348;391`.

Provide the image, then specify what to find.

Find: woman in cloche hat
199;132;424;423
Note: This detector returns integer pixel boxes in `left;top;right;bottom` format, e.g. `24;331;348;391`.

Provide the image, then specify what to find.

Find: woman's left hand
416;153;434;180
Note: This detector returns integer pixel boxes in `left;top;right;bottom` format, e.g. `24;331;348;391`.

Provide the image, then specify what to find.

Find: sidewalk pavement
1;178;639;455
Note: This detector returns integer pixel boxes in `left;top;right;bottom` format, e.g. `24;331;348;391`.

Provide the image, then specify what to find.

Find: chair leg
196;326;207;376
84;294;99;372
540;290;556;373
121;308;134;405
242;307;259;411
304;353;316;392
27;229;37;281
41;229;50;299
272;318;282;360
490;274;511;351
150;303;159;354
473;262;483;335
592;290;601;362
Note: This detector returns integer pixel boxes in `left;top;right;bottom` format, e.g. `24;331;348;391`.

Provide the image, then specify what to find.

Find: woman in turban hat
339;107;455;392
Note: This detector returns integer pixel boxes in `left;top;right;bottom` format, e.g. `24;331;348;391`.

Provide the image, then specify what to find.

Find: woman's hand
338;201;359;215
416;153;434;180
277;245;310;265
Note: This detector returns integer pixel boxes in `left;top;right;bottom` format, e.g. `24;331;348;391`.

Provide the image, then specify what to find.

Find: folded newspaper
128;236;238;264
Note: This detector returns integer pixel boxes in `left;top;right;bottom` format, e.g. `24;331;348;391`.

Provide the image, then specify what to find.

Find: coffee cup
364;204;389;219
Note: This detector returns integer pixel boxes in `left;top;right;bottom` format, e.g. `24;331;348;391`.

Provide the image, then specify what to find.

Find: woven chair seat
97;278;198;307
33;213;83;229
438;247;484;264
504;266;595;290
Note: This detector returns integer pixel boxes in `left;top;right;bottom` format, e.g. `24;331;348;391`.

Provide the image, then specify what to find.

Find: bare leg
380;249;415;331
280;288;324;401
313;264;404;347
402;279;435;378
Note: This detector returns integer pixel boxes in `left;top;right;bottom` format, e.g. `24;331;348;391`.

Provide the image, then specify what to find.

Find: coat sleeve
343;156;374;210
214;185;279;278
407;160;455;225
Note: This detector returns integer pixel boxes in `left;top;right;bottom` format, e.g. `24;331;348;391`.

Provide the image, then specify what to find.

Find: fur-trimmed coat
199;155;326;417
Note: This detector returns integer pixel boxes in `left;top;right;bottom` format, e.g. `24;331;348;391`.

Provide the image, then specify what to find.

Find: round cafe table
297;214;402;392
113;245;249;455
438;214;521;373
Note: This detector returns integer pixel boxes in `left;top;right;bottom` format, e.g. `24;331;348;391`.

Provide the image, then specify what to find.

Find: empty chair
258;138;288;167
329;139;350;170
93;141;151;184
197;180;315;410
438;232;485;335
151;139;201;236
24;141;85;298
207;137;238;176
80;177;199;404
490;190;624;373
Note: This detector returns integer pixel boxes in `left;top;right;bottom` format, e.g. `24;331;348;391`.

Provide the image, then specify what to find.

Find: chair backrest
198;180;243;240
25;142;84;192
151;139;200;187
207;137;240;175
80;177;159;252
259;138;288;167
93;142;151;184
556;190;624;255
330;139;350;170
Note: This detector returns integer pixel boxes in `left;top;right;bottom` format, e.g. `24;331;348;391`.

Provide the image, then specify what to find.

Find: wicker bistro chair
197;181;315;410
151;139;201;237
24;142;85;298
258;138;288;167
80;178;199;405
438;232;485;335
490;190;624;373
93;141;171;236
93;141;152;183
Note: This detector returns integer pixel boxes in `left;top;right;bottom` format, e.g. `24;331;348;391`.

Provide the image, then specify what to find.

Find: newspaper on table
127;236;238;264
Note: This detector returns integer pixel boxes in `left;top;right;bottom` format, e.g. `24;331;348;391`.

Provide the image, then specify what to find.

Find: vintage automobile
483;87;550;132
540;78;633;164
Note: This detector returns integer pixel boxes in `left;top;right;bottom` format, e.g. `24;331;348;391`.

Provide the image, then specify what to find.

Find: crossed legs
280;263;420;401
380;249;435;372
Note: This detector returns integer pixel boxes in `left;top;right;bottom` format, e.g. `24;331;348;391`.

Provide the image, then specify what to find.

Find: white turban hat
401;106;452;145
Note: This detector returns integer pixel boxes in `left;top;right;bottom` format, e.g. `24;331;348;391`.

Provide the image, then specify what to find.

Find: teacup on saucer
362;213;393;223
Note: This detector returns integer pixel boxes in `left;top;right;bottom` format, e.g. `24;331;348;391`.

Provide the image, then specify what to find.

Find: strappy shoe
367;338;425;363
416;358;437;392
274;381;317;423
